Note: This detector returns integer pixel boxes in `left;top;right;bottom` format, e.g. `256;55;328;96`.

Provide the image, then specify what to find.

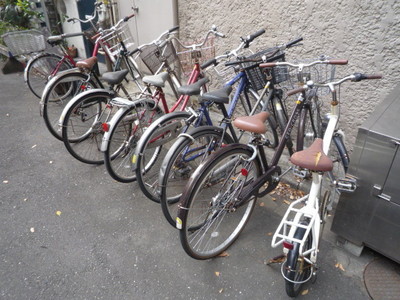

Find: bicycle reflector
283;241;294;250
101;122;110;132
241;168;249;176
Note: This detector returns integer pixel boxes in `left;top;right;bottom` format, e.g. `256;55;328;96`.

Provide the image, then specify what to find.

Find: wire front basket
1;29;46;56
177;36;216;80
139;40;181;75
101;22;135;59
241;47;287;91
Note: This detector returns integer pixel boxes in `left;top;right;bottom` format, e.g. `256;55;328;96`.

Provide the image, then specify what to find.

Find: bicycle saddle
76;56;98;70
200;86;233;104
142;72;169;88
101;69;129;85
178;77;210;96
233;111;269;134
290;138;333;172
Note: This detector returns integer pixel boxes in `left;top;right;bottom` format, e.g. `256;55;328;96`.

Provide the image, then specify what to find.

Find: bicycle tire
134;111;193;203
103;99;164;182
42;72;101;140
159;126;235;227
25;53;73;99
62;90;115;164
296;95;322;152
284;221;313;297
272;96;293;152
177;144;261;259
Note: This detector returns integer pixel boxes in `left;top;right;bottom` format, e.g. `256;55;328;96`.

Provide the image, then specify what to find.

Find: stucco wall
177;0;399;150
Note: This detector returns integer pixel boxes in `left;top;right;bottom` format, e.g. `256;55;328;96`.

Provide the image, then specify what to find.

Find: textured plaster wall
177;0;399;149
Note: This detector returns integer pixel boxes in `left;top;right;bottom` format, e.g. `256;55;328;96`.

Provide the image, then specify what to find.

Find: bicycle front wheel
42;72;100;140
104;99;164;182
178;145;261;259
62;91;116;164
134;111;193;203
159;126;234;227
25;53;72;99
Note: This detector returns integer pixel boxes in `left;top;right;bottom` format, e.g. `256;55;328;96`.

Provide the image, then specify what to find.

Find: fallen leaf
219;288;224;294
289;195;295;200
335;263;346;271
56;211;62;216
30;227;35;233
271;197;276;201
301;289;309;295
267;232;273;236
215;271;220;277
218;251;229;257
259;202;265;207
31;145;37;149
283;200;291;205
266;254;286;265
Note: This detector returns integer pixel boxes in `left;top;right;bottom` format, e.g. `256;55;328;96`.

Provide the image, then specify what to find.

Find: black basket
241;48;287;91
139;40;181;74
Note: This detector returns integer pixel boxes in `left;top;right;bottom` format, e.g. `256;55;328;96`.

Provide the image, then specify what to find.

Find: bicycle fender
100;98;157;152
24;53;65;83
39;68;82;110
131;111;192;171
176;143;255;230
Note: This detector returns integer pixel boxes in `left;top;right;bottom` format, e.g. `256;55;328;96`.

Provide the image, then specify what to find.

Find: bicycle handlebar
170;25;226;50
287;73;382;96
67;2;102;24
242;29;265;48
260;59;348;69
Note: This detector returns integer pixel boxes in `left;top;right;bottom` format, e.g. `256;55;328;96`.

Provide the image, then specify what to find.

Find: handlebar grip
215;31;226;38
286;37;303;48
200;58;217;69
123;14;135;22
287;87;306;96
353;73;383;82
247;29;265;43
259;62;277;68
327;59;348;65
169;26;179;33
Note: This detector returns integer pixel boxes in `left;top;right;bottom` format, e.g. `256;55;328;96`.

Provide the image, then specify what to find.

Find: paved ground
0;71;382;299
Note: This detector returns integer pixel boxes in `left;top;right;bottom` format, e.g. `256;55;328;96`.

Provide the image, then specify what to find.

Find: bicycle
24;2;103;99
40;13;143;141
59;26;182;165
175;59;351;260
270;73;381;297
100;25;225;183
132;29;293;204
158;37;304;227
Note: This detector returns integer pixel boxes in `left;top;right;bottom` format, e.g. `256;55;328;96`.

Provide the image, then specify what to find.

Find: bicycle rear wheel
134;111;193;203
284;221;313;297
159;126;234;227
296;95;322;151
25;53;72;99
178;145;261;259
62;91;115;164
103;99;164;182
42;72;100;140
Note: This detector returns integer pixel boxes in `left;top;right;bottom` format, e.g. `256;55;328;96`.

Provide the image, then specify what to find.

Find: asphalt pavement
0;70;378;299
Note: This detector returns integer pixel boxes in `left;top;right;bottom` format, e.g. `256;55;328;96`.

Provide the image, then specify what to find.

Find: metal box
331;84;400;263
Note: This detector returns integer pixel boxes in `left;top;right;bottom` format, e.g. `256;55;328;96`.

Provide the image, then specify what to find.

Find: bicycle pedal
292;167;310;179
336;175;357;193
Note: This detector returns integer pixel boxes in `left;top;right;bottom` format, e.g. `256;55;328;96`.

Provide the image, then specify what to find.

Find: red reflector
102;123;109;132
283;241;294;250
241;168;248;176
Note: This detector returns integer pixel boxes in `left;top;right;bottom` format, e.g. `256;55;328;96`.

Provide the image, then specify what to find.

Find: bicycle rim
104;101;164;182
160;128;234;227
62;94;114;164
179;147;260;259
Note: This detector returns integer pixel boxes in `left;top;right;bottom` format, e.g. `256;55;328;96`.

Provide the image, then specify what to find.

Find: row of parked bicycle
18;2;381;297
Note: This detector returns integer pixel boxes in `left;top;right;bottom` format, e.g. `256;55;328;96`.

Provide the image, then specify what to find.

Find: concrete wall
177;0;399;150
